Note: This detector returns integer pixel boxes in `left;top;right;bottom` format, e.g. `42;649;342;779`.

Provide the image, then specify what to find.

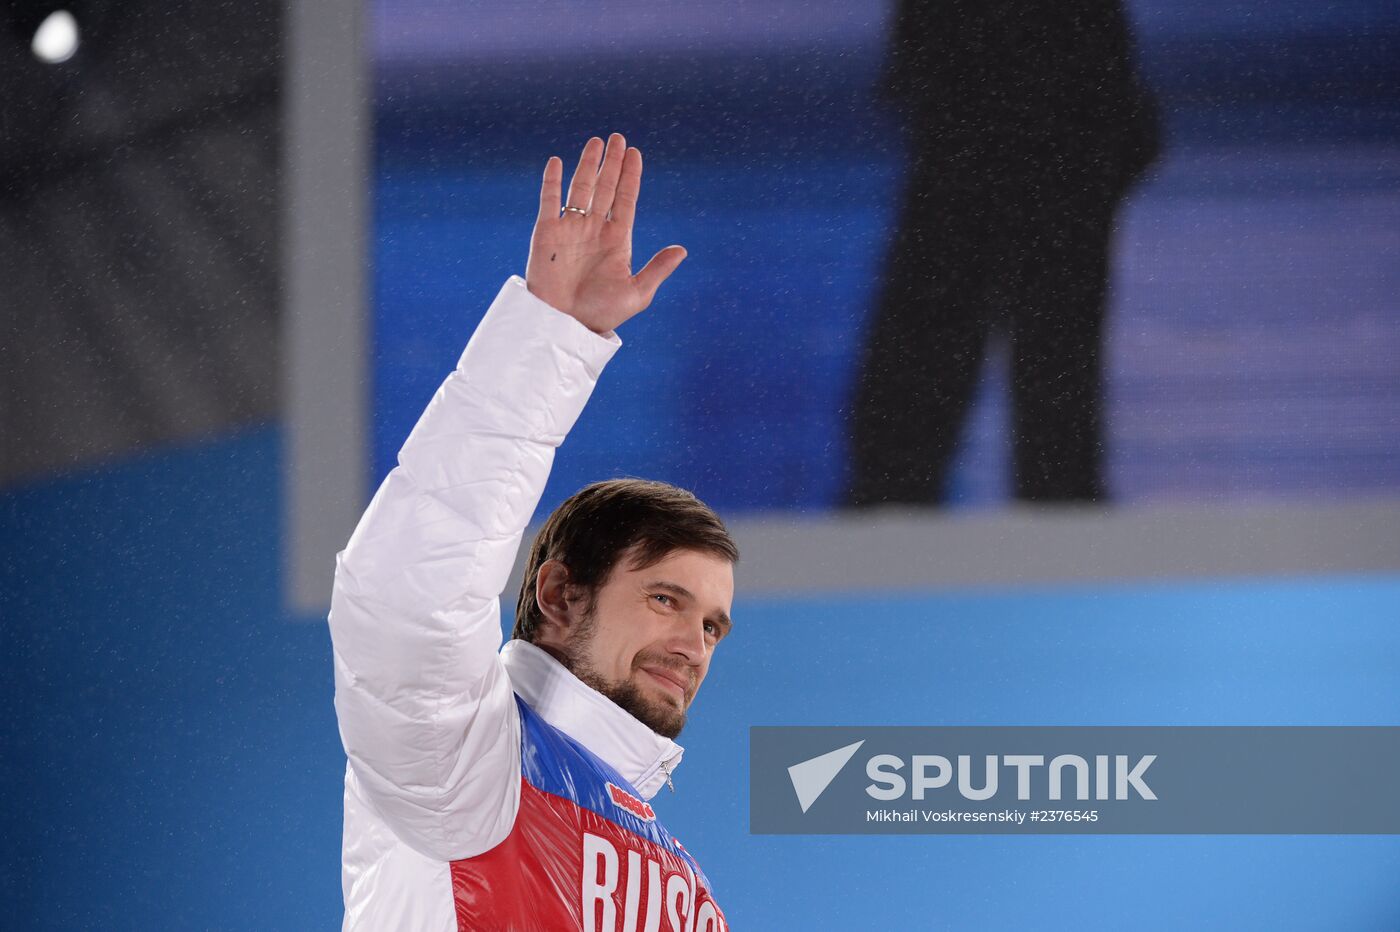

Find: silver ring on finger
562;205;588;216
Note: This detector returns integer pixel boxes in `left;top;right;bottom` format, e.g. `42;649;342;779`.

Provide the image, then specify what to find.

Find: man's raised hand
525;134;688;335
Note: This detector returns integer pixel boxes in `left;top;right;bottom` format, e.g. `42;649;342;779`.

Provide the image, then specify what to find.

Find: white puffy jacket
329;277;727;931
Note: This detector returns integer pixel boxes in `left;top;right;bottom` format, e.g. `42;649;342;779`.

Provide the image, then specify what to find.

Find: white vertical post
282;0;368;613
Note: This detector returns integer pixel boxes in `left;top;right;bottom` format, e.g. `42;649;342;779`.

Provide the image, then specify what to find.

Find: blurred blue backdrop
371;0;1400;513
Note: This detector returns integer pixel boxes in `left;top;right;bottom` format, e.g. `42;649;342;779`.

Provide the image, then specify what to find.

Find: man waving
329;134;737;931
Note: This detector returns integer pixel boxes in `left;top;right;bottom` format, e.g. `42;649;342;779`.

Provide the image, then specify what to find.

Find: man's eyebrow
644;580;734;631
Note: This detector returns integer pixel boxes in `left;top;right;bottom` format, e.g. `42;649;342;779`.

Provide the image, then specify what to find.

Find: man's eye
703;621;719;636
653;594;673;607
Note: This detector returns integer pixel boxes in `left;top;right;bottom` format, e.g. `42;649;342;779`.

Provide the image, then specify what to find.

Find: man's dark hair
512;478;739;642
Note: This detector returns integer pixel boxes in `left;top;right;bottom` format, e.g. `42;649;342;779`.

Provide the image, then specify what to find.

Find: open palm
525;134;687;334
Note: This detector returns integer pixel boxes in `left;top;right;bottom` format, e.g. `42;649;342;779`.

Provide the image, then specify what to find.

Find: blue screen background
371;0;1400;514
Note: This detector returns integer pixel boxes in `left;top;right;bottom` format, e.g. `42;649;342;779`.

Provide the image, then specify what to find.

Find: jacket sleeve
328;275;621;861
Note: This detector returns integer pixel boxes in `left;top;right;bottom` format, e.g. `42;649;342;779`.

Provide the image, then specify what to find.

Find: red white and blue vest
450;697;728;931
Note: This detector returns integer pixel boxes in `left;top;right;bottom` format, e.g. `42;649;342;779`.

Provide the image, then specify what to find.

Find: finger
590;132;627;218
537;156;562;223
565;137;604;214
632;245;687;304
611;147;642;231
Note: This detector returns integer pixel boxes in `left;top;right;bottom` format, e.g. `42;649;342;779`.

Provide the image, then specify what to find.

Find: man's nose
668;613;708;665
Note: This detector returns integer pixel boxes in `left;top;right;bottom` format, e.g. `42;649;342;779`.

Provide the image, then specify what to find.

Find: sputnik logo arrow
787;740;865;813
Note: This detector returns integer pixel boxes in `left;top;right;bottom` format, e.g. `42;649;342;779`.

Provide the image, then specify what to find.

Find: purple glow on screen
372;0;892;65
371;0;1400;66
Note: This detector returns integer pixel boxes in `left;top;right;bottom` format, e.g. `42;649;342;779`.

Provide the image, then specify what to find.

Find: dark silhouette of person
847;0;1160;506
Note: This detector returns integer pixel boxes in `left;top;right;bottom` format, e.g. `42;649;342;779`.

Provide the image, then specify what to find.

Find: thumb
632;245;687;305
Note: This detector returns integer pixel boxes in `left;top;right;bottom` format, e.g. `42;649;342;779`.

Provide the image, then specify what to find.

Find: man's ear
535;559;578;634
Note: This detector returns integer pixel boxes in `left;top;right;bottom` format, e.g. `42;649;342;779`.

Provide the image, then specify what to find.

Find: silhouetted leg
1008;180;1117;502
847;150;996;507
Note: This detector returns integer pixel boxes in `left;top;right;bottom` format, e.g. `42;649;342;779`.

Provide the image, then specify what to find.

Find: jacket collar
499;638;685;801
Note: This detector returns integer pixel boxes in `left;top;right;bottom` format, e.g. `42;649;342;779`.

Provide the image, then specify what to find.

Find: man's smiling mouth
641;666;688;699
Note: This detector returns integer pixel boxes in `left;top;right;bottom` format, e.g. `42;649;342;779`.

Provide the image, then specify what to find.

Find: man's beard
561;611;689;740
